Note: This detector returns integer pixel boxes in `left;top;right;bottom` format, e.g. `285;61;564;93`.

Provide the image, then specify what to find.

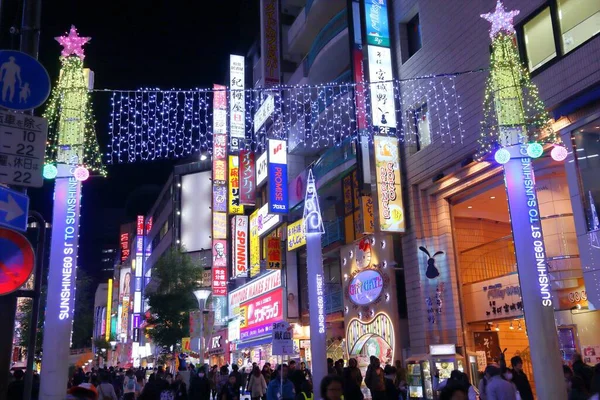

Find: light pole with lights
193;289;212;365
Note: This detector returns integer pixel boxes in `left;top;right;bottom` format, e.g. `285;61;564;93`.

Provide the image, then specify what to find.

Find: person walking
209;365;219;400
365;357;385;400
289;361;306;395
231;365;243;396
247;366;267;400
294;381;313;400
266;365;295;400
320;375;344;400
7;369;25;400
342;358;363;400
123;369;138;400
507;356;532;400
189;366;211;400
97;372;118;400
572;353;594;391
172;373;188;400
220;375;241;400
484;365;516;400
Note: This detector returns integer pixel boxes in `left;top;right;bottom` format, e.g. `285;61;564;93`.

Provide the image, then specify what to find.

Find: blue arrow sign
0;50;51;111
0;186;29;232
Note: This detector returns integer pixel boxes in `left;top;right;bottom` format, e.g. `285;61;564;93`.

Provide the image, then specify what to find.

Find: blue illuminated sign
364;0;390;47
268;139;288;214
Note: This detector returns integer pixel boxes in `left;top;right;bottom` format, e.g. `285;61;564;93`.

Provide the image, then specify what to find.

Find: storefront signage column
302;170;327;388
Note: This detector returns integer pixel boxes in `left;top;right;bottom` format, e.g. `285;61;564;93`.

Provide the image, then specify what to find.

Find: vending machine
406;355;433;399
429;344;465;381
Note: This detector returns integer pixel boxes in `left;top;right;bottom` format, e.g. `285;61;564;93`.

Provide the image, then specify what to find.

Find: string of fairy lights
104;73;469;164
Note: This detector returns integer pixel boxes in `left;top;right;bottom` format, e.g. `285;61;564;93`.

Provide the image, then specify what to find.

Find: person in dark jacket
591;363;600;395
7;369;24;400
294;380;313;400
572;353;594;391
288;361;306;395
342;358;363;400
569;376;589;400
509;356;533;400
189;367;211;400
231;365;243;395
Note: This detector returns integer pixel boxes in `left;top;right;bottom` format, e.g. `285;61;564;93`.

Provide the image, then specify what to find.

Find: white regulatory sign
0;111;48;187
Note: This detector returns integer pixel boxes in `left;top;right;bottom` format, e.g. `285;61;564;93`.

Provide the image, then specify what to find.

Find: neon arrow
0;194;24;222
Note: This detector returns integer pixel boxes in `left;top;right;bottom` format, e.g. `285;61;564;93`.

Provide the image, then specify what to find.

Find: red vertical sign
239;150;256;205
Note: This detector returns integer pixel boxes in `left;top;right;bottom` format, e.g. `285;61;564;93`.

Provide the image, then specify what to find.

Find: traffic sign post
0;186;29;232
0;50;51;111
0;110;48;187
0;227;35;296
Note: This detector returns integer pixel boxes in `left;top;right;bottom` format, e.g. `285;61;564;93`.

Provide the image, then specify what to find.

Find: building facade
390;0;600;396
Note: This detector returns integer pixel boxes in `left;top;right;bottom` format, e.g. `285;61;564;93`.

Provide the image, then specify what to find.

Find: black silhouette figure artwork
419;246;444;279
378;107;388;125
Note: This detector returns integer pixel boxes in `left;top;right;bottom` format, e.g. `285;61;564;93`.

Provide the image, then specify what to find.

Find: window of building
406;14;422;58
523;7;557;71
518;1;600;72
414;103;431;151
572;119;600;232
557;0;600;53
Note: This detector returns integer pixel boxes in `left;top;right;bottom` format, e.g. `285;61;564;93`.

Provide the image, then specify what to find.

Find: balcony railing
325;287;344;314
459;235;517;285
306;9;348;71
322;218;344;248
312;136;356;182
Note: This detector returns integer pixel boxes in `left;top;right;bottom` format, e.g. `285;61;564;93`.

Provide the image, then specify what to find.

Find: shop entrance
451;182;535;392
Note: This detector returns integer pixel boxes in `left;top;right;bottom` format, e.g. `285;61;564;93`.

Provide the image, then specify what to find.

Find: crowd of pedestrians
6;351;600;400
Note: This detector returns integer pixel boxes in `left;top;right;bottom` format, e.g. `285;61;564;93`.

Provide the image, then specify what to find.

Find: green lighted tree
476;0;559;159
144;247;204;349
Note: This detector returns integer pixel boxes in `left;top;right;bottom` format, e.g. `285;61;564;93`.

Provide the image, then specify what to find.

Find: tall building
389;0;600;397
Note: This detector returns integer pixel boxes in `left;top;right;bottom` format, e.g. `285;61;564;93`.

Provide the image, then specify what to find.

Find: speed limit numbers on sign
0;110;48;188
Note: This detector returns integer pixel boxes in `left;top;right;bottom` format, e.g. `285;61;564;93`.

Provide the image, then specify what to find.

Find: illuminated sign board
256;151;268;187
105;279;113;340
239;288;283;341
239;150;256;205
213;212;227;239
348;269;384;305
212;239;228;296
120;233;129;263
213;185;227;212
228;155;244;214
229;54;245;140
136;215;144;236
266;237;282;270
364;0;390;46
374;136;405;232
261;0;281;87
254;95;274;133
256;203;282;237
249;210;261;277
268;139;288;214
212;83;227;183
287;219;306;251
232;215;249;278
316;274;325;334
367;46;396;131
229;270;282;314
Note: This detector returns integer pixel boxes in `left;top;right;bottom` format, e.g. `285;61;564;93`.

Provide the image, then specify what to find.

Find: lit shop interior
448;149;600;392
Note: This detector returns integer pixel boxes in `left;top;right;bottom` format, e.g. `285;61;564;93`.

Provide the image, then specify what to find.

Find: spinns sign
268;139;288;214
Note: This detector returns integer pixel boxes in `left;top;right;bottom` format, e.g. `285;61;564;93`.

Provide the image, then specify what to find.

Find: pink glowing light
74;166;89;181
551;146;568;162
55;25;91;59
481;0;520;39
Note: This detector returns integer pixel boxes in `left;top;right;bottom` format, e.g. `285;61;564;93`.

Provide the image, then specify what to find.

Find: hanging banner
374;136;405;232
212;239;228;296
228;155;244;214
289;170;307;210
213;212;227;239
287;219;306;251
230;54;246;140
268;139;288;214
266;237;282;270
232;215;249;278
368;46;396;131
239;150;256;205
250;210;261;277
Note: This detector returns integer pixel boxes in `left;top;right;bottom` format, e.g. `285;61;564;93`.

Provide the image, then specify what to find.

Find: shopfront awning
236;336;272;349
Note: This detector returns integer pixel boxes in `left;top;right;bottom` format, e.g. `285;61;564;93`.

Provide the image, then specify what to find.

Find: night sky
4;0;260;278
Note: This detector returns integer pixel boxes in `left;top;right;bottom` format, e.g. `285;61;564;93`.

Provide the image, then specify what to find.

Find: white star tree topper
481;0;520;39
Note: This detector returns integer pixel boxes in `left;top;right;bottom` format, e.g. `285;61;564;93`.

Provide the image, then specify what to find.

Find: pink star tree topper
55;25;91;59
481;0;520;39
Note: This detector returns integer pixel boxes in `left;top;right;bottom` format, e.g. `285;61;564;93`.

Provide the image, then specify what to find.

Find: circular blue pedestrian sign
0;50;51;111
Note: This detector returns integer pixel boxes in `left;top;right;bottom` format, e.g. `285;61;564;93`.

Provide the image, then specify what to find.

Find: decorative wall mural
419;246;444;279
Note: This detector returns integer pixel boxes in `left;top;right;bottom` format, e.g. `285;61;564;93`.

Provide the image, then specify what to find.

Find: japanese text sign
374;136;404;232
228;155;244;215
266;237;282;270
239;150;256;205
287;219;306;251
232;215;249;278
367;46;396;131
268;139;288;214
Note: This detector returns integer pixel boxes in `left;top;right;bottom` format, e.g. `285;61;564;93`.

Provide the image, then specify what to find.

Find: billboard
181;171;212;251
120;267;132;300
260;0;281;87
213;185;227;212
266;237;282;270
230;54;246;140
212;239;228;296
213;212;227;239
212;83;228;183
373;136;404;232
249;210;261;278
232;215;249;278
239;150;256;205
228;155;244;214
368;46;396;130
239;288;284;341
120;233;129;263
254;95;274;133
229;270;281;315
256;151;268;187
268;139;288;214
287;219;306;251
364;0;390;46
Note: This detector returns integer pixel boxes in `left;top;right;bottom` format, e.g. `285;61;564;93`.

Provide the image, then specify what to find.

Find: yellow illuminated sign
229;155;244;215
105;278;112;341
286;219;306;251
249;210;260;277
374;136;405;232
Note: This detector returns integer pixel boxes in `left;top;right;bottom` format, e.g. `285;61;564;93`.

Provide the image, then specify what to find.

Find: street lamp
193;289;212;365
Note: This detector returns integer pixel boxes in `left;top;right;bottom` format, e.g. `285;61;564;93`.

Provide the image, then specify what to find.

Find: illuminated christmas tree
476;1;564;161
43;25;106;179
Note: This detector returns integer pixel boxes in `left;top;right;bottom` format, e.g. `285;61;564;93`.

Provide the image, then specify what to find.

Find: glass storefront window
573;120;600;231
523;7;557;71
557;0;600;53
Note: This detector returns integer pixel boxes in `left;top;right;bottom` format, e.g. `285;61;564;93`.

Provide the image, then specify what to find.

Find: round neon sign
348;270;384;306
